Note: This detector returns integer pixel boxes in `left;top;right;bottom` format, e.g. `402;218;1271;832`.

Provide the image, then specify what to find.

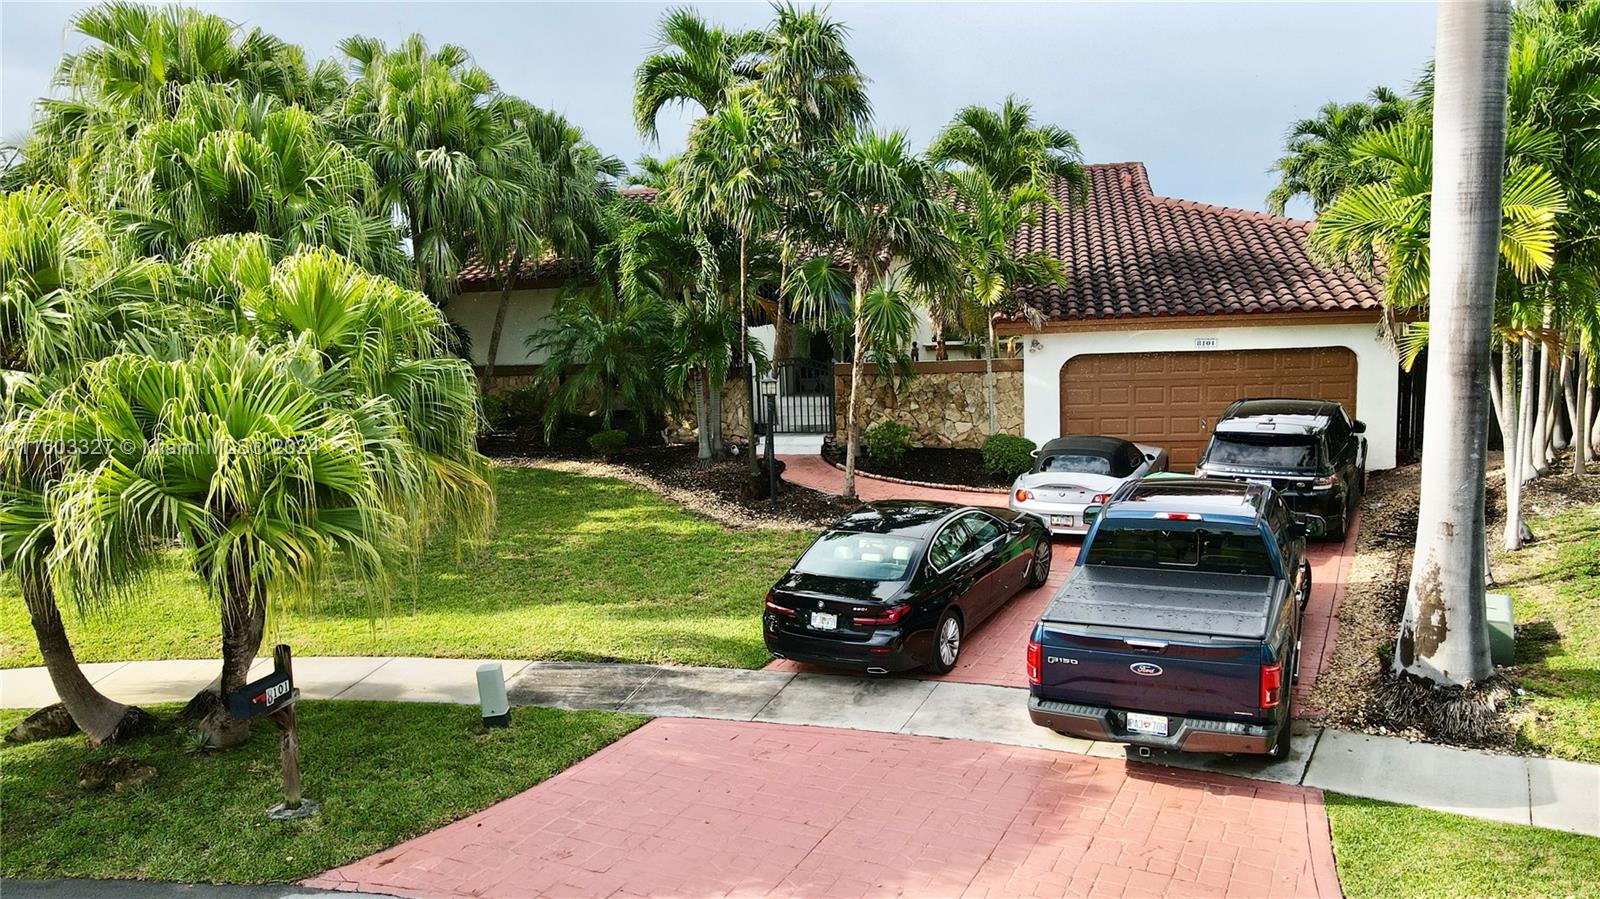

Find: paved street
305;718;1341;899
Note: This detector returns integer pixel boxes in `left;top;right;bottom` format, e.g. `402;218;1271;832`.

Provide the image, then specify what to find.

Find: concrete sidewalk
5;655;1596;837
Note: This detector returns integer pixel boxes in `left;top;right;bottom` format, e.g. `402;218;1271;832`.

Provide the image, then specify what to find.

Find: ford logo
1130;662;1164;677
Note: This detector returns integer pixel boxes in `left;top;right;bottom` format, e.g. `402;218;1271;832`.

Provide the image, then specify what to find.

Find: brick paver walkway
307;718;1341;898
780;454;1009;508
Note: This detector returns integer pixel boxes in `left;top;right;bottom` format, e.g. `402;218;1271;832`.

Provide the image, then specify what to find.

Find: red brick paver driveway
307;718;1340;898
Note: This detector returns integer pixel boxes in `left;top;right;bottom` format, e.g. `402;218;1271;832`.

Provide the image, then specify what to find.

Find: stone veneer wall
661;373;753;446
834;360;1024;449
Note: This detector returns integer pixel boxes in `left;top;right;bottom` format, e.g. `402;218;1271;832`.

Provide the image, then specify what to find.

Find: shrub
588;428;629;457
864;420;913;465
981;433;1036;479
482;387;545;435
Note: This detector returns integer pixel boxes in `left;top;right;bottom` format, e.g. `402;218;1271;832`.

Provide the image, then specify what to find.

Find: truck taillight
1027;639;1042;685
852;604;910;626
1260;662;1283;709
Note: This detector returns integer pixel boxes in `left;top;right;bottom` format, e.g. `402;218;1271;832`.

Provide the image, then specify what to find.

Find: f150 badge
1129;662;1164;677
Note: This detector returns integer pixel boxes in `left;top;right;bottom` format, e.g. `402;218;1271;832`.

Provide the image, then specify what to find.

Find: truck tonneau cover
1041;565;1275;639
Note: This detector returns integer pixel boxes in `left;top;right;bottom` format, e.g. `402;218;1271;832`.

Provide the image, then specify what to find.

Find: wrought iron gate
758;359;836;435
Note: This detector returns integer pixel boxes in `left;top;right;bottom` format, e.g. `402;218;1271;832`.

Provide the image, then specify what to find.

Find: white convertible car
1008;436;1169;535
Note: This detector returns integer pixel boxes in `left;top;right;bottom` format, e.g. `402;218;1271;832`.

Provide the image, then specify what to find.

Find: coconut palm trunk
1394;0;1510;686
21;568;147;745
842;274;869;501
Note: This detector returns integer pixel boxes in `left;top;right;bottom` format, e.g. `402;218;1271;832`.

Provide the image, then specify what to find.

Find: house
449;163;1404;471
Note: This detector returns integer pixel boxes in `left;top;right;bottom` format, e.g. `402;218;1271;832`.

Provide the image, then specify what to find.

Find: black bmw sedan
764;501;1052;674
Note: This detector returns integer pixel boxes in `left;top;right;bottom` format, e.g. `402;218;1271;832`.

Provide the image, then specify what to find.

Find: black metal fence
758;359;835;435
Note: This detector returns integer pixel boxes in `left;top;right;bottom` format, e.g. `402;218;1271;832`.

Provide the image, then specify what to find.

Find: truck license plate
1050;514;1074;527
1126;712;1168;736
809;611;837;631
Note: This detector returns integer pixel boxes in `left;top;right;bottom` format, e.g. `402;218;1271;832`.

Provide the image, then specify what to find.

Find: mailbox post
226;643;318;820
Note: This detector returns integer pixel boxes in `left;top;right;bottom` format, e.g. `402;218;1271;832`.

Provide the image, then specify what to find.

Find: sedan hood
775;571;905;604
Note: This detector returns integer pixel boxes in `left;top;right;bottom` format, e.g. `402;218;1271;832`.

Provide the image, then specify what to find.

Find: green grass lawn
1327;793;1600;898
1;466;815;671
0;701;645;883
1495;502;1600;762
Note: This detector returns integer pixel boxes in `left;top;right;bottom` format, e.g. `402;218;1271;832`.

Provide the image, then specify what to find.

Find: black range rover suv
1194;398;1366;540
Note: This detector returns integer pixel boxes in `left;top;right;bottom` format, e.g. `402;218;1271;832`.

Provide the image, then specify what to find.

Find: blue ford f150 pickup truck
1027;476;1318;759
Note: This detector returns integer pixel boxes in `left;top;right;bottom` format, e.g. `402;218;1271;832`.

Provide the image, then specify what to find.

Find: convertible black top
1033;436;1138;478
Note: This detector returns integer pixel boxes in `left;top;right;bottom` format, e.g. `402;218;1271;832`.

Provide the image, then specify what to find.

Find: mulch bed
821;441;1010;489
489;440;849;530
1312;452;1600;754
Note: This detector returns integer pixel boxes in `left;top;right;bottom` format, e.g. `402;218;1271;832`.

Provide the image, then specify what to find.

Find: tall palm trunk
707;376;725;458
482;251;522;393
694;366;712;464
842;273;869;501
21;567;146;746
1519;335;1537;486
1502;342;1523;551
740;233;759;474
1394;0;1509;687
1575;350;1590;475
984;316;999;435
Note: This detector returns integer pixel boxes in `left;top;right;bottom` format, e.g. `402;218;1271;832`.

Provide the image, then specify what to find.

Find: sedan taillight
764;593;796;617
1027;639;1042;685
1260;662;1284;709
852;604;910;626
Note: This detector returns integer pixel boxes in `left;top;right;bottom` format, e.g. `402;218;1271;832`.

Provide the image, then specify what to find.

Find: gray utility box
1486;592;1515;666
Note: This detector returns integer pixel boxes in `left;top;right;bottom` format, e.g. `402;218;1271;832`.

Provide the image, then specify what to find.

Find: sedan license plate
1126;712;1168;737
1050;514;1075;527
809;611;838;631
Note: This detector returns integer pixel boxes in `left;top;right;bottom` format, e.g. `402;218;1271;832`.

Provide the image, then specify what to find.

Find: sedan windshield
795;532;921;581
1085;525;1274;576
1207;434;1318;470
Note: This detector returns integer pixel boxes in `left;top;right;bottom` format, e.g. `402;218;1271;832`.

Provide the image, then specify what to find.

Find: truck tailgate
1034;566;1275;719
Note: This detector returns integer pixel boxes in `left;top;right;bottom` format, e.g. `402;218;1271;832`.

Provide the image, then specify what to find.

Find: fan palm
478;104;623;391
927;95;1087;197
1266;87;1413;216
788;130;957;499
944;171;1069;434
633;8;764;142
339;34;522;302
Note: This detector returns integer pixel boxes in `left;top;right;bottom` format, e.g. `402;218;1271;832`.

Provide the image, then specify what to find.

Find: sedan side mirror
1352;420;1367;434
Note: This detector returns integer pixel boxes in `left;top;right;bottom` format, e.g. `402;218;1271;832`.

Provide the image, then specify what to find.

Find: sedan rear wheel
1027;539;1053;588
926;611;963;675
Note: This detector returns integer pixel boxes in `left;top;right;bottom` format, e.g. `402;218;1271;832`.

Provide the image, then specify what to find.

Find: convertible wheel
1027;538;1053;587
926;610;963;675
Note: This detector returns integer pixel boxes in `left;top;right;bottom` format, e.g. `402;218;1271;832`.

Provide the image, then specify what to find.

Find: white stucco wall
1021;319;1401;471
446;288;561;366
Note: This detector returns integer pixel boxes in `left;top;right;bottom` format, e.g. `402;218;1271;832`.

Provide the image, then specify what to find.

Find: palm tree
104;82;408;282
1392;0;1513;688
339;34;522;302
479;104;623;392
927;95;1087;197
1266;87;1413;216
0;185;174;745
789;130;957;500
632;9;763;142
944;171;1068;434
6;2;344;194
525;285;673;439
671;88;792;469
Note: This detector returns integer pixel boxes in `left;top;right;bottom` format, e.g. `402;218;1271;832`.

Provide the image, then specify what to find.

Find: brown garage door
1060;347;1358;470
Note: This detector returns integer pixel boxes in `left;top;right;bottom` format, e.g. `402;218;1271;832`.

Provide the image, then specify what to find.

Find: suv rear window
1085;525;1274;576
1207;434;1319;470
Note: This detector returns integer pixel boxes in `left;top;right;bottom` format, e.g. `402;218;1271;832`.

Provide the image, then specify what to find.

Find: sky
0;1;1438;218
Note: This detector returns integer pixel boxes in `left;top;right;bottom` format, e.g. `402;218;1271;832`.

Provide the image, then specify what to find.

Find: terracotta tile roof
1011;162;1381;322
456;186;659;288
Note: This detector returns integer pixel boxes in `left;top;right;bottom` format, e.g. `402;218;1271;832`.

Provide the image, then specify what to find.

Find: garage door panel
1061;347;1358;470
